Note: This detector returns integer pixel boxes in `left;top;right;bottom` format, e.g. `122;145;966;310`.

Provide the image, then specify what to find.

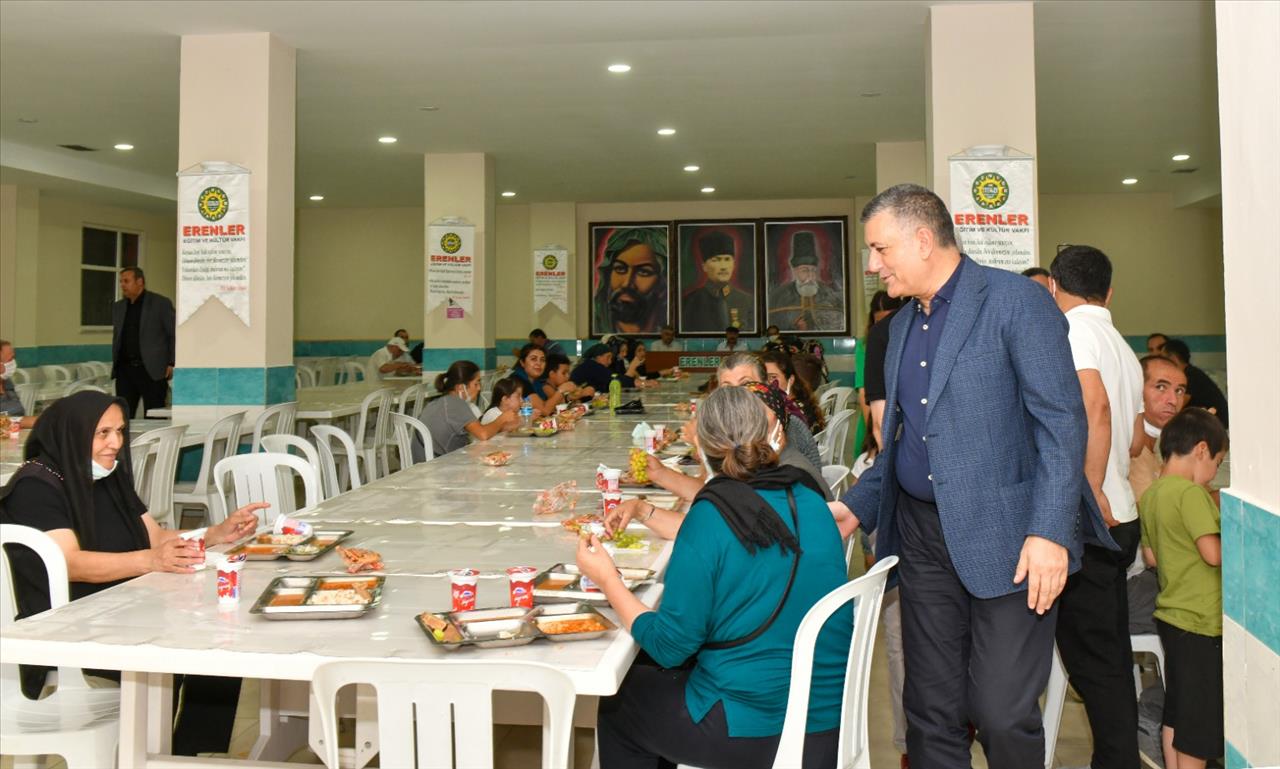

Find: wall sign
949;146;1037;272
533;246;569;313
176;162;251;325
426;220;475;313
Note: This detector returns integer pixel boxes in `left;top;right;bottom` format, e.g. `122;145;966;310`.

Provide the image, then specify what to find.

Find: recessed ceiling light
17;117;38;124
418;106;440;112
501;191;516;198
1172;153;1191;162
608;63;631;73
309;195;325;201
113;143;134;151
657;128;676;136
700;186;716;194
860;91;882;98
378;136;398;144
1122;178;1138;185
683;165;700;172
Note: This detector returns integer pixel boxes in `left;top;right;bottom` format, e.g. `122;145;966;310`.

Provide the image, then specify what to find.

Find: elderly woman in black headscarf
0;391;264;753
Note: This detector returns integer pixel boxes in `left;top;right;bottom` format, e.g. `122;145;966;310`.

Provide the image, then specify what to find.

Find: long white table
1;381;698;768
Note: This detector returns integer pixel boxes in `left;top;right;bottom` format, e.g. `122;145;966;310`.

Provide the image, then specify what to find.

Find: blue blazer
842;258;1115;599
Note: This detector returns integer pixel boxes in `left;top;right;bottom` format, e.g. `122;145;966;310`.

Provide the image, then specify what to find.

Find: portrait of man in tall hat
676;222;757;335
764;220;848;333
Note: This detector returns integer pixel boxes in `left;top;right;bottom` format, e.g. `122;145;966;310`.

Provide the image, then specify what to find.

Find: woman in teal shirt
577;385;852;769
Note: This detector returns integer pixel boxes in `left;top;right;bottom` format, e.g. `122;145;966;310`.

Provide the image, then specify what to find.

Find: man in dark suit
112;267;175;418
831;184;1114;769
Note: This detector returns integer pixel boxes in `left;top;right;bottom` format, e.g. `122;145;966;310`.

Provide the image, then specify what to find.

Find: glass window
80;225;143;328
80;271;116;326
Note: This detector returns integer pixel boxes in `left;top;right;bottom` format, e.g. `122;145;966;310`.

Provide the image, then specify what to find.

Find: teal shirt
631;485;853;738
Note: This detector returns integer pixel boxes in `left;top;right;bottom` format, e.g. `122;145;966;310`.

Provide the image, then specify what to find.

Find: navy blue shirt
895;258;965;502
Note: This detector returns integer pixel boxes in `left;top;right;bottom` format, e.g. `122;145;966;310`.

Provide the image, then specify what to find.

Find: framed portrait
763;218;849;335
674;221;758;336
589;222;671;337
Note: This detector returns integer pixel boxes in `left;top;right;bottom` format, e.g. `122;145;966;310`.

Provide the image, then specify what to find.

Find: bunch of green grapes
629;448;649;483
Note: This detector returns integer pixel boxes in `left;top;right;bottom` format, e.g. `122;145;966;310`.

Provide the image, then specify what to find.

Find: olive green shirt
1139;475;1222;636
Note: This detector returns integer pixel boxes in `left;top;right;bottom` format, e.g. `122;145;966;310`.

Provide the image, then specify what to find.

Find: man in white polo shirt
1049;245;1144;769
369;336;419;378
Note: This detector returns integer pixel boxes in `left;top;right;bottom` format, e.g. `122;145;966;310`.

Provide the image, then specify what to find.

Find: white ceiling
0;0;1220;208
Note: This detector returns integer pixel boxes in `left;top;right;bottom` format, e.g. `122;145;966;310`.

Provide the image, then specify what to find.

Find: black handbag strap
701;487;801;651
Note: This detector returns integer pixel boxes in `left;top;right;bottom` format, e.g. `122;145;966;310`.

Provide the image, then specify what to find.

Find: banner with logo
533;247;569;313
949;147;1036;272
426;220;475;313
176;162;251;325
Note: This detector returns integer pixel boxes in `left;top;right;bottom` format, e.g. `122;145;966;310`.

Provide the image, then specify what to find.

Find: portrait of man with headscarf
764;220;848;333
590;223;671;335
676;222;758;335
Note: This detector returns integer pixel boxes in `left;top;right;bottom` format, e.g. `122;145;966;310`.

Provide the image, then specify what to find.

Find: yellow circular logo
440;232;462;254
198;186;229;221
972;172;1009;210
541;253;559;270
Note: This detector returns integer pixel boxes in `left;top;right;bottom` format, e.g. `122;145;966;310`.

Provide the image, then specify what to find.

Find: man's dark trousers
116;361;167;419
1055;519;1142;769
898;490;1058;769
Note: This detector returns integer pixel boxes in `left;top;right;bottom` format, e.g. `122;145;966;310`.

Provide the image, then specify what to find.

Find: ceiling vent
57;143;98;152
1171;167;1199;174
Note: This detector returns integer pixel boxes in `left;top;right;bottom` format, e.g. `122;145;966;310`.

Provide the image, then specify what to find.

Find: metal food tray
416;602;616;651
226;530;352;561
249;575;385;620
531;562;656;604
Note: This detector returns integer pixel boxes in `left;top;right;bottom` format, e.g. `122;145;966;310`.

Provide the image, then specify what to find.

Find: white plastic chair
340;361;366;384
213;452;322;524
14;384;37;417
311;660;576;769
817;386;854;419
130;424;187;529
294;366;317;390
821;464;851;498
350;388;394;481
314;359;342;387
1131;633;1166;699
172;411;245;526
396;382;427;418
63;379;108;397
39;365;72;384
0;524;121;768
812;380;836;398
249;401;299;453
680;556;898;769
389;412;433;470
260;434;328;502
821;409;857;466
1043;645;1068;769
310;425;364;498
9;368;32;385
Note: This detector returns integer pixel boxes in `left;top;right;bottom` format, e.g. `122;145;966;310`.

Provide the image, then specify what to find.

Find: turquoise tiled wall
172;366;296;406
1222;492;1280;655
1226;741;1249;769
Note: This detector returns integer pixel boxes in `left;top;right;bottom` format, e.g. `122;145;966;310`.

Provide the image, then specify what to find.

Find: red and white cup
272;514;313;538
180;528;208;570
602;468;621;493
507;566;538;608
449;568;479;612
689;398;698;415
643;430;656;452
595;464;610;491
602;492;622;518
216;554;245;607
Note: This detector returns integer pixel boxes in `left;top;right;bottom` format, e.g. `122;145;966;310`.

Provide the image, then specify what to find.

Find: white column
875;141;927;192
0;184;40;349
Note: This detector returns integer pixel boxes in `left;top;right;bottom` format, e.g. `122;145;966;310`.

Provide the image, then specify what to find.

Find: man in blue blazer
833;185;1114;769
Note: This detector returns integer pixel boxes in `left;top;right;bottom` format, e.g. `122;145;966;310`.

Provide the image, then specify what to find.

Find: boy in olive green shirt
1138;408;1228;769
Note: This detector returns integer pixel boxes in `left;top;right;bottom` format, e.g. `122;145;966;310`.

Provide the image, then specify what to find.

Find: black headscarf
0;391;148;551
694;464;824;557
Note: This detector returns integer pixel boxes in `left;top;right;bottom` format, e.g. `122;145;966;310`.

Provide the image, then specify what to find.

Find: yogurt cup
272;514;313;538
602;492;622;518
216;554;245;606
180;528;208;570
507;566;538;608
602;468;621;493
449;568;479;612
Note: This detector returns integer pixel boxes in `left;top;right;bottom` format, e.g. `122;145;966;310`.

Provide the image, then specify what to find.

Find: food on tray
256;533;308;546
419;612;466;643
560;513;603;534
306;588;372;606
481;450;512;466
609;531;646;550
268;592;306;607
244;544;286;555
336;546;384;574
539;617;610;635
539;577;577;591
532;481;579;517
288;544;322;555
531;417;558;436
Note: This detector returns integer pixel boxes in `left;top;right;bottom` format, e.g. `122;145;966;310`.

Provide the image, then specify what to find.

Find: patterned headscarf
741;380;789;429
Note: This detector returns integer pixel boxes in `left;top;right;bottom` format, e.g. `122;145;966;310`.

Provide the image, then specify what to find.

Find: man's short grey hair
717;351;765;380
120;266;146;282
860;183;958;249
696;385;768;463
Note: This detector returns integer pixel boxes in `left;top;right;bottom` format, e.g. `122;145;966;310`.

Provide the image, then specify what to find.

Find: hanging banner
426;220;475;313
533;246;569;313
176;162;251;325
949;146;1037;272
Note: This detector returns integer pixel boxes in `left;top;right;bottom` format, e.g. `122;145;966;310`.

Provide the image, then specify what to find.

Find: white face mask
697;447;715;480
768;422;784;453
1143;419;1162;439
90;459;118;480
1;359;15;379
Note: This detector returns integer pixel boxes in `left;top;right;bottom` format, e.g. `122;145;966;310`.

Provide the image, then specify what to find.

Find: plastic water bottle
608;374;622;413
519;397;534;428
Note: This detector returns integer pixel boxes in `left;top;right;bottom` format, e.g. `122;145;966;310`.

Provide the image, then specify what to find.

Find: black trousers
88;670;242;756
597;659;838;769
115;362;168;419
1056;519;1142;769
897;491;1058;769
